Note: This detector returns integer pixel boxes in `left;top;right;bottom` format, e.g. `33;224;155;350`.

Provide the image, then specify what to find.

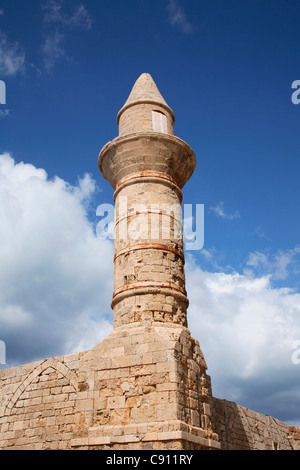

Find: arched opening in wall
152;110;167;133
3;359;78;450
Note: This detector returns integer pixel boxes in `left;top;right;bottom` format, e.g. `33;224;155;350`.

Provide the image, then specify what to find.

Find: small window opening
152;110;167;133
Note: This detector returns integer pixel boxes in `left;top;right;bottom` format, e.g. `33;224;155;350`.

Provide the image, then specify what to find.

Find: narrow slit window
152;110;167;133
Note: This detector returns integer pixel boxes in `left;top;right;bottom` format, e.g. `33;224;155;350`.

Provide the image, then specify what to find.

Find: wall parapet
211;397;299;450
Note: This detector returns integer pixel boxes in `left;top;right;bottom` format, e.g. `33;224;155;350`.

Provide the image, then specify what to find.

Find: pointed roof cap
117;73;175;124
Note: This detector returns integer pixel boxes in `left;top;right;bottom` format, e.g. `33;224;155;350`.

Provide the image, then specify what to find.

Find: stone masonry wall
113;177;187;329
1;332;299;450
1;73;299;450
118;103;174;137
211;397;299;450
0;323;220;450
0;352;85;450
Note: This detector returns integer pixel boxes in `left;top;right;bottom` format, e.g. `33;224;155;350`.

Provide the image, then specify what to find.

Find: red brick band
115;208;182;227
114;243;184;261
114;172;182;202
116;171;179;189
112;281;187;299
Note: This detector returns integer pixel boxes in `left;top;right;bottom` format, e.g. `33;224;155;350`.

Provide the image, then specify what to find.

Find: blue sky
1;0;300;426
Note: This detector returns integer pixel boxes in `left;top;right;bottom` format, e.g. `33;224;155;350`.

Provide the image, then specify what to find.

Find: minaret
95;74;220;450
99;73;195;330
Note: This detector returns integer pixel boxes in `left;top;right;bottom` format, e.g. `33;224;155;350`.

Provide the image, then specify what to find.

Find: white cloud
66;4;93;30
254;224;271;241
72;173;96;202
209;201;240;220
43;0;93;30
167;0;196;35
0;153;113;366
0;31;25;76
246;247;300;281
0;109;10;119
186;261;300;423
1;151;300;424
191;247;230;273
0;9;4;16
43;0;62;23
41;1;93;72
0;305;33;328
41;31;69;72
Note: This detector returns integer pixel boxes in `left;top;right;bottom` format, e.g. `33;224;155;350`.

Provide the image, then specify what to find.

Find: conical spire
122;73;168;108
117;73;175;124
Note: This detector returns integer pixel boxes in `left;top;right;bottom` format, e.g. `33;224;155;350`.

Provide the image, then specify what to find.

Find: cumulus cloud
186;262;300;424
167;0;196;35
1;152;300;424
209;201;240;220
0;153;113;368
0;31;25;76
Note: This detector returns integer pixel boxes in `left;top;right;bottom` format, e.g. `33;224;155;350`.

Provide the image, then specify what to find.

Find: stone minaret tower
96;73;220;450
99;73;193;330
1;74;299;452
